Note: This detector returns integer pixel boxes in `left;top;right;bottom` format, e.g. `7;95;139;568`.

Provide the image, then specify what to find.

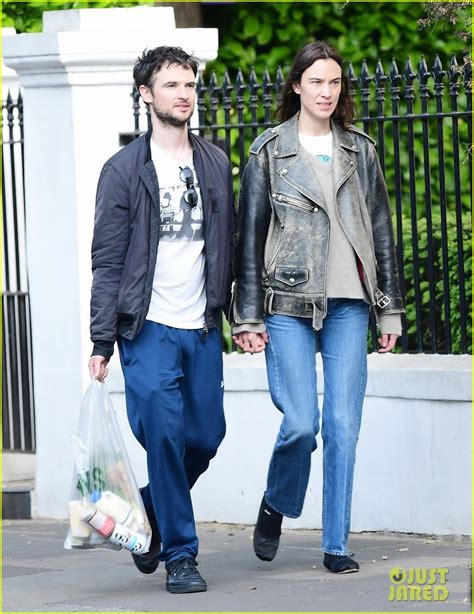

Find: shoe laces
167;557;199;576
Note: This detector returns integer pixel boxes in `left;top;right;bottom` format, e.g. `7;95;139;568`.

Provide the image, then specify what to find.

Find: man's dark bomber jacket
90;130;235;360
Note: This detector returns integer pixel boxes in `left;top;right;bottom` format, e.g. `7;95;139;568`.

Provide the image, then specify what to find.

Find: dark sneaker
166;557;207;594
323;553;360;574
132;525;161;574
253;496;282;562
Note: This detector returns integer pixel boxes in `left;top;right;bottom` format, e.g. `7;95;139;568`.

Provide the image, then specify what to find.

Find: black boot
323;553;359;574
253;495;283;562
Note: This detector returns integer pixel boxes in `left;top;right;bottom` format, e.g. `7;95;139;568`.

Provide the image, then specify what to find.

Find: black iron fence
2;90;36;452
124;52;471;355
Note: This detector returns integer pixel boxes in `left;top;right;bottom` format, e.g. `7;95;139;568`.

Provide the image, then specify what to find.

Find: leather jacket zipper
275;193;317;213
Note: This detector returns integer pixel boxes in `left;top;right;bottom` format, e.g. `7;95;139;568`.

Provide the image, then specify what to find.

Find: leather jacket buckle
264;287;275;314
375;288;391;309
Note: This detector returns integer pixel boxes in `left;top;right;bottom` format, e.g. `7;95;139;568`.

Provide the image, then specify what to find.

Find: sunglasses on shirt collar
179;166;199;208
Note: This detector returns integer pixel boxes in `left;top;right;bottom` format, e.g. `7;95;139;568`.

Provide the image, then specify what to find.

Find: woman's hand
377;333;399;353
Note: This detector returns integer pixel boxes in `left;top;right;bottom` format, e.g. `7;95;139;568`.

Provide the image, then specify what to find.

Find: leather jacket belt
264;288;328;331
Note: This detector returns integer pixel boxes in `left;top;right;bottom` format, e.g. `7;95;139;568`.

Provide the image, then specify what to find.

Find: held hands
377;333;399;353
232;331;269;354
233;332;399;353
88;355;109;381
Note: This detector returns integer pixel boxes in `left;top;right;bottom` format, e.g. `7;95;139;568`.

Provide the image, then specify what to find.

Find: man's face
292;59;342;128
139;62;196;127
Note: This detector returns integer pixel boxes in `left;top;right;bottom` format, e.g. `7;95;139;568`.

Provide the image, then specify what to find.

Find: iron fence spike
209;70;218;89
403;56;416;82
360;59;372;85
448;53;461;84
347;62;357;80
236;69;246;88
375;59;385;78
389;58;403;84
432;54;446;81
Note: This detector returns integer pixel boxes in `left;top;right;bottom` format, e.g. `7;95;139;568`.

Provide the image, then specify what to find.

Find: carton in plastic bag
64;379;151;553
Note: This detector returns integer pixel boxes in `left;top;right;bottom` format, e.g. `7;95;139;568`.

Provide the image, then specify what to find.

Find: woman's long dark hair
278;41;354;128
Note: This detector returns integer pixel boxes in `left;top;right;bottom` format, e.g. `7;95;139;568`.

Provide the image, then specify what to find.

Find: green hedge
397;210;472;354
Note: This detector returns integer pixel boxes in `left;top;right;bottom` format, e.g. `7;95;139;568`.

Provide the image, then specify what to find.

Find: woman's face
292;58;342;128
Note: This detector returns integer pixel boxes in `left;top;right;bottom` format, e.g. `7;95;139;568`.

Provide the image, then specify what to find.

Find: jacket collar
273;113;360;158
144;129;152;161
139;130;158;206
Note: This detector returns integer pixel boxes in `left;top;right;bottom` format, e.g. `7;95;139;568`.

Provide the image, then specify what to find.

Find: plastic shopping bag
64;379;151;554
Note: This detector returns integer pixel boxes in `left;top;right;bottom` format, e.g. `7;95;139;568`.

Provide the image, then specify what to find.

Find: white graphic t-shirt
146;140;206;328
299;131;333;162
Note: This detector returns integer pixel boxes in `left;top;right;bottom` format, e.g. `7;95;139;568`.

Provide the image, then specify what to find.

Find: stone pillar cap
42;7;176;32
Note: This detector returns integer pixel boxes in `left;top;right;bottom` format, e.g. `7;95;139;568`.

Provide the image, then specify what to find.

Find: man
88;46;234;594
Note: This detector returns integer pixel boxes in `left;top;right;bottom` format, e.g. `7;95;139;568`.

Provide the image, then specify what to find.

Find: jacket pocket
274;266;309;286
274;193;316;213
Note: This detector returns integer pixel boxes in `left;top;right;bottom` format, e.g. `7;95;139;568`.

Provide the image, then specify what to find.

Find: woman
231;41;404;574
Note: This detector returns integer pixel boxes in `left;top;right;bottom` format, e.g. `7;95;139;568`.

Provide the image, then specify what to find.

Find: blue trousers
264;299;369;555
118;321;225;564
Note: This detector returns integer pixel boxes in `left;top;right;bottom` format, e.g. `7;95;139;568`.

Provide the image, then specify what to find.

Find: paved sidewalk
2;519;471;612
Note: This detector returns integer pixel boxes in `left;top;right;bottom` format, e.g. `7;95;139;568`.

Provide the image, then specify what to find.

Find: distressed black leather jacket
232;114;404;331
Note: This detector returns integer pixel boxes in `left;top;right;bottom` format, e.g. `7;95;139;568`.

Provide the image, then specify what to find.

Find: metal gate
2;89;36;452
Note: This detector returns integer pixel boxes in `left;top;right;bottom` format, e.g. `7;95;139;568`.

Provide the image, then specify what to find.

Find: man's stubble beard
151;102;193;128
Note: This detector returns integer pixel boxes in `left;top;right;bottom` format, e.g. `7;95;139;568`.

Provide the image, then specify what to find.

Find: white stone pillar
3;7;218;518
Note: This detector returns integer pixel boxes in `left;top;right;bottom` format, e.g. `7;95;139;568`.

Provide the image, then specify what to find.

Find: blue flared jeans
263;298;369;555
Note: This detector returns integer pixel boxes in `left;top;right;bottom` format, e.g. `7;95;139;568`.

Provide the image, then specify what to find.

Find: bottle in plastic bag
82;508;148;554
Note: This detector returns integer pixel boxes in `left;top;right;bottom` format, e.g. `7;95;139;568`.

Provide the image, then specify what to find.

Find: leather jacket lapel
275;116;326;209
332;141;358;195
332;121;359;194
278;152;327;210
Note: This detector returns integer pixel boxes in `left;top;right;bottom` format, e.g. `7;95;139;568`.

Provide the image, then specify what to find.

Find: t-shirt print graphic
315;154;331;163
159;181;203;242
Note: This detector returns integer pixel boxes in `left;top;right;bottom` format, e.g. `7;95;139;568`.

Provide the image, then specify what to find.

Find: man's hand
377;333;399;353
88;355;109;381
232;331;269;354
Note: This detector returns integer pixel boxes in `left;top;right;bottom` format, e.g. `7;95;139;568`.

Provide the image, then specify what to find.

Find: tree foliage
418;1;472;42
202;2;469;78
